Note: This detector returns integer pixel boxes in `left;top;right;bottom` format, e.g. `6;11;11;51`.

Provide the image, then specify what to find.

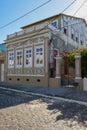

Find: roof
21;13;87;29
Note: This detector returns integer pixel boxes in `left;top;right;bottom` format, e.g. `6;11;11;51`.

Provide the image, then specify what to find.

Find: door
1;64;4;81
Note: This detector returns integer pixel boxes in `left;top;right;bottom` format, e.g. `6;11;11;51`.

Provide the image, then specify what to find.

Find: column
55;55;62;78
75;53;81;79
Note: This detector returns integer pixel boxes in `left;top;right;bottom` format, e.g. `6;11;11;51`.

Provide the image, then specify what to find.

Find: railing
17;30;24;36
7;23;48;40
7;33;17;39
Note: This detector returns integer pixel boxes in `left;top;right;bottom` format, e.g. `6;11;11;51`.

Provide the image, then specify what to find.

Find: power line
46;0;87;34
47;0;77;26
73;0;87;16
3;0;79;40
7;0;86;37
61;0;77;13
0;0;77;31
29;0;77;35
0;0;52;30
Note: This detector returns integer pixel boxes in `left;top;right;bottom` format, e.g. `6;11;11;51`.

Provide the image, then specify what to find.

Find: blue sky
0;0;87;43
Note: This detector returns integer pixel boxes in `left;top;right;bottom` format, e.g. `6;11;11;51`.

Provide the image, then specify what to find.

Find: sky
0;0;87;43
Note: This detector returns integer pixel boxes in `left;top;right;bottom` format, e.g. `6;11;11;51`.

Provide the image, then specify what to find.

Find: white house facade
5;13;87;88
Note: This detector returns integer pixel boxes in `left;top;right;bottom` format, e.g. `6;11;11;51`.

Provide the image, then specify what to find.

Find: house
0;43;6;82
5;13;87;88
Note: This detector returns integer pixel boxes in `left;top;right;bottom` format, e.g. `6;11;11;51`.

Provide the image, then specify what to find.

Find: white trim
45;40;48;73
6;39;29;46
7;74;44;76
16;45;23;49
75;77;82;79
24;44;33;47
6;30;49;46
7;47;14;51
1;64;4;81
15;49;23;68
34;45;44;67
33;42;44;45
8;50;14;68
56;76;61;79
24;47;32;68
75;55;81;58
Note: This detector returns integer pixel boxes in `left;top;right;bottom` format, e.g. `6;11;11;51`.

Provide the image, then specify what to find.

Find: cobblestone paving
0;90;87;130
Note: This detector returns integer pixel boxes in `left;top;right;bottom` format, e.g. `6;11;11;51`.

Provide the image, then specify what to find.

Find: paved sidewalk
0;82;87;130
0;89;87;130
0;82;87;102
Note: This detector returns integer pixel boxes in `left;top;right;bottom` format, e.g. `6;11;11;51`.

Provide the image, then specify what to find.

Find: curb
0;86;87;106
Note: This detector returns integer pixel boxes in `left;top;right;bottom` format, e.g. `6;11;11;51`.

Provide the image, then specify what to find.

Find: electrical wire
73;0;87;16
38;0;87;36
61;0;77;13
0;0;77;30
24;0;78;36
47;0;77;28
3;0;85;42
0;0;52;29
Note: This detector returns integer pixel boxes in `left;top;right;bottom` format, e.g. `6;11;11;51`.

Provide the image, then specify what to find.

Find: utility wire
61;0;77;13
4;0;82;39
6;0;86;37
46;0;87;33
73;0;87;16
0;0;52;29
0;0;77;31
29;0;77;35
47;0;77;27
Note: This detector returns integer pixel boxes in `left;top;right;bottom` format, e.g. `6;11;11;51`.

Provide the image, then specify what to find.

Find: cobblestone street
0;89;87;130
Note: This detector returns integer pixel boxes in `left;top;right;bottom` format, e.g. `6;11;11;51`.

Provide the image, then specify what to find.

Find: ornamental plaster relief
8;69;14;74
15;68;23;74
7;45;15;50
24;68;33;74
24;40;33;47
15;42;24;49
34;68;44;75
33;38;44;45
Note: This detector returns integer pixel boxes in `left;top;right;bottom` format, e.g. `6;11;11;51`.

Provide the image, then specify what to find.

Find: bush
64;48;87;78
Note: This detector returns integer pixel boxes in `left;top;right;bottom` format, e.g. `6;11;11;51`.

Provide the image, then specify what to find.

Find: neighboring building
5;13;87;87
0;43;6;52
0;43;6;82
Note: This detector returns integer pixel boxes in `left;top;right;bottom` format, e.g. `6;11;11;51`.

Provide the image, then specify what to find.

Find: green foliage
64;48;87;78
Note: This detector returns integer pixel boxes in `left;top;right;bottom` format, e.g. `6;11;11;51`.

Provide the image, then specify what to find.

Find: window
71;27;74;39
81;40;83;45
34;45;44;67
71;34;74;39
63;20;68;35
16;50;23;68
8;51;14;68
51;21;58;28
80;36;83;45
24;48;32;67
76;32;79;42
76;37;78;42
64;28;67;34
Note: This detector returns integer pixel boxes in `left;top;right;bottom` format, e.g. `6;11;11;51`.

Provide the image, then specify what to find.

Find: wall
5;27;51;86
7;75;49;87
49;78;61;88
61;15;87;48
